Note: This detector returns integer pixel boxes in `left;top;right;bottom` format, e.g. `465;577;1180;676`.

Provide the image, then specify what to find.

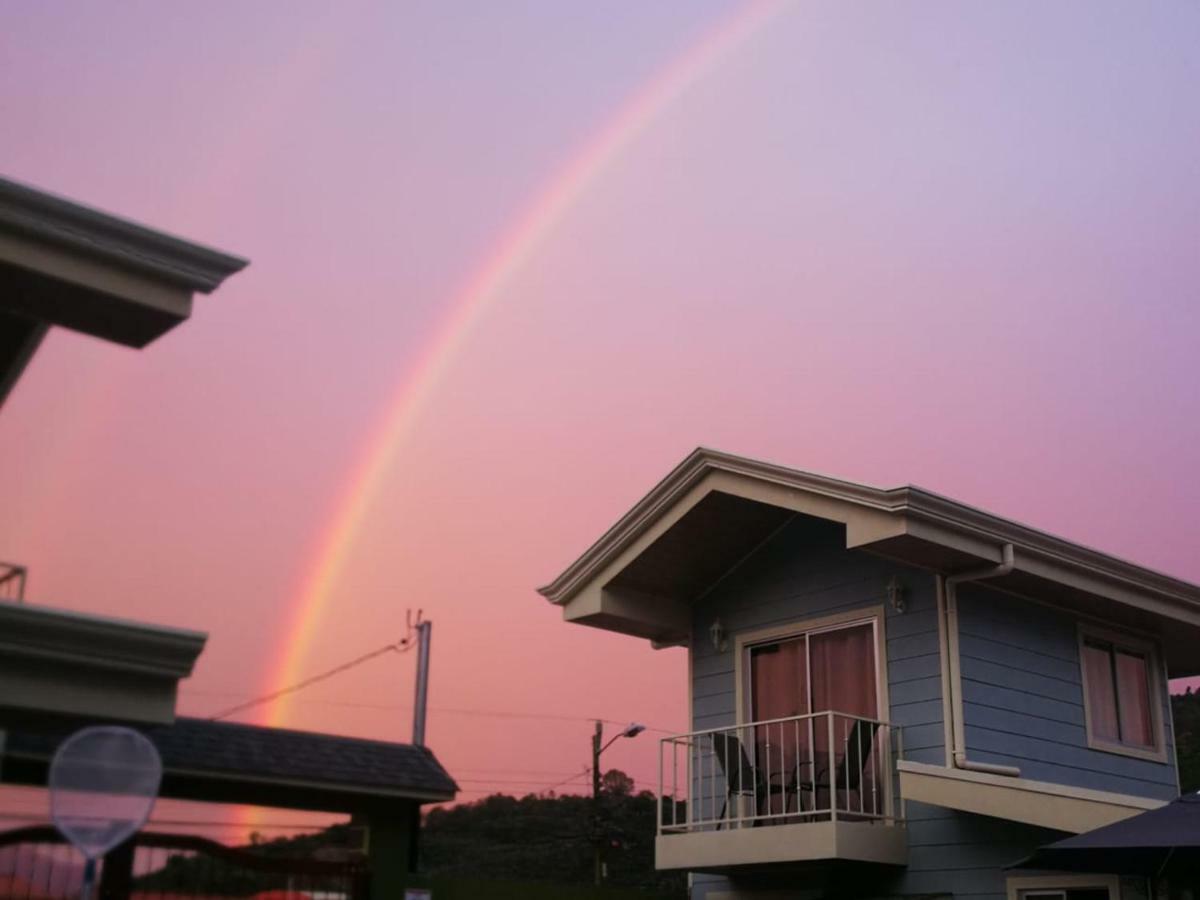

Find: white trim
1077;624;1169;763
936;575;954;767
0;601;206;678
1006;873;1121;900
0;175;247;292
656;818;907;871
898;759;1162;833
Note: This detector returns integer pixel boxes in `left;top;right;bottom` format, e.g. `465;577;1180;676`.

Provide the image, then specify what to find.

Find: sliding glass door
747;619;879;817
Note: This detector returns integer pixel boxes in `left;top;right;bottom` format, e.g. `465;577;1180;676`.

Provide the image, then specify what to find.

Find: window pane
1083;642;1119;743
1115;650;1154;748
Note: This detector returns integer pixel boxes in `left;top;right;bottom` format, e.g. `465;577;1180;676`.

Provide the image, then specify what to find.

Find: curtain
1115;650;1153;748
809;623;877;813
750;639;807;814
809;623;877;718
1083;641;1120;742
750;637;808;721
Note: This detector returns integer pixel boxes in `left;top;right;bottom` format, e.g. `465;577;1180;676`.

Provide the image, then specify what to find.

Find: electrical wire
194;686;677;735
208;639;413;720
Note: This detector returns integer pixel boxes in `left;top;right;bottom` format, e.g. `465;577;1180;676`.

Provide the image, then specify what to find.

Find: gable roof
538;448;1200;673
3;717;457;811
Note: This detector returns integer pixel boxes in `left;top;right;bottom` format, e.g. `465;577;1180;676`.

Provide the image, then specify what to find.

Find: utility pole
589;719;644;886
411;618;432;747
592;720;603;886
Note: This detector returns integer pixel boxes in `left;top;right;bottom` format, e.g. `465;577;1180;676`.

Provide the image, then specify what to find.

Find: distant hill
422;770;683;893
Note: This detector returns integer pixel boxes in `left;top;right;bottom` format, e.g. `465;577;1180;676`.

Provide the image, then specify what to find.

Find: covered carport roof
538;448;1200;675
2;717;458;812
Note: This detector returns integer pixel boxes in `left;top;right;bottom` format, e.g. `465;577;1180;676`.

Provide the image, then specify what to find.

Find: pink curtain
1115;650;1153;748
750;638;808;721
809;624;877;718
750;639;807;813
809;624;877;812
1083;642;1120;742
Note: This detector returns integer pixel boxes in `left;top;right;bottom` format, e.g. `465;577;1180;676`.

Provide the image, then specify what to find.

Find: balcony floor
656;818;907;873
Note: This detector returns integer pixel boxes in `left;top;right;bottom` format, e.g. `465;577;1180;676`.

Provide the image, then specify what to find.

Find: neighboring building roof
0;601;206;725
539;448;1200;673
0;174;248;402
3;717;458;810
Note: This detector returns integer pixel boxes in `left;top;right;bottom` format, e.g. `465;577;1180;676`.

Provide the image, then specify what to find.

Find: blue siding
957;584;1177;800
689;515;943;768
681;515;1177;899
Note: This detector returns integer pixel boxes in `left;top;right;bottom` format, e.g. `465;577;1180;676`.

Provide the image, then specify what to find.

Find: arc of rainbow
261;0;788;734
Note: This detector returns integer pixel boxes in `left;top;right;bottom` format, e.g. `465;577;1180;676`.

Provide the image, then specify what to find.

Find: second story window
1079;627;1163;759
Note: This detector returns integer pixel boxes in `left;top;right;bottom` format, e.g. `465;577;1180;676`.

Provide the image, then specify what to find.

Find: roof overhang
0;175;247;402
538;448;1200;674
0;602;206;725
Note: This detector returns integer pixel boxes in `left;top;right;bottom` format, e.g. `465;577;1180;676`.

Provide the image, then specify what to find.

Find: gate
0;826;369;900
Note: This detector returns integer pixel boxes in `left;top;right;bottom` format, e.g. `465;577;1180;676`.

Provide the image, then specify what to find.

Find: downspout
939;543;1022;777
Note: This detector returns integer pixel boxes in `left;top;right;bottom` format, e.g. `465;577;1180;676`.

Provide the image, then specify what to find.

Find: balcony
657;711;907;872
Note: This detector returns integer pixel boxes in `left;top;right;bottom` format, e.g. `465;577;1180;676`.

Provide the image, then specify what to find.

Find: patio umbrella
1010;793;1200;878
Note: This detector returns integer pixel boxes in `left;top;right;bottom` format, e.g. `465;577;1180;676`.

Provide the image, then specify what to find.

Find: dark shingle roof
5;717;457;804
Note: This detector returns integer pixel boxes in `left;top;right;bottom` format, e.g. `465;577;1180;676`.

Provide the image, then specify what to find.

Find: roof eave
539;448;1200;628
0;176;247;293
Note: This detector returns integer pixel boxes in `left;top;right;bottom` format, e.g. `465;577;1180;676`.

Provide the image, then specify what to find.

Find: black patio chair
710;732;796;827
798;717;881;814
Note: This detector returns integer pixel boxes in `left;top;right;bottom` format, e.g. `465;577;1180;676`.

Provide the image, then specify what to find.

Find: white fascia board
0;602;206;679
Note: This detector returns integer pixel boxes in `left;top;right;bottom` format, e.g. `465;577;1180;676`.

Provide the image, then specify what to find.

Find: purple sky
2;1;1198;837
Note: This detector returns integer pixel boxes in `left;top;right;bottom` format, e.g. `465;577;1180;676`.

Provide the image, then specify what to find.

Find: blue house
539;449;1198;900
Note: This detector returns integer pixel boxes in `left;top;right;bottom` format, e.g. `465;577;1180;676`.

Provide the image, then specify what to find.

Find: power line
193;687;678;735
208;639;413;720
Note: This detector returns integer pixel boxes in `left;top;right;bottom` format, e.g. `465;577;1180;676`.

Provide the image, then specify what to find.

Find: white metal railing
658;711;901;834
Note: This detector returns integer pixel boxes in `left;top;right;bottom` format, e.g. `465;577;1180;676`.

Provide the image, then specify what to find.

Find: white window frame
733;605;890;729
730;605;893;819
1006;873;1120;900
1077;623;1168;763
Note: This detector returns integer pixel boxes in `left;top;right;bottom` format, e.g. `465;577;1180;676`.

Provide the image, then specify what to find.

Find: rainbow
261;0;787;734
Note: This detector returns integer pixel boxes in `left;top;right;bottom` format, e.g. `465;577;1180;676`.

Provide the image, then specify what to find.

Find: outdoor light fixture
709;617;727;653
621;722;646;738
887;576;907;614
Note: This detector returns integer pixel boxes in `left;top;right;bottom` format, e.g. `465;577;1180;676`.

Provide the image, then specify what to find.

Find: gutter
939;543;1022;777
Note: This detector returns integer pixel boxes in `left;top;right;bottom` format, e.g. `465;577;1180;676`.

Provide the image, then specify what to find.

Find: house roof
0;601;207;725
538;448;1200;673
2;717;458;811
0;174;247;402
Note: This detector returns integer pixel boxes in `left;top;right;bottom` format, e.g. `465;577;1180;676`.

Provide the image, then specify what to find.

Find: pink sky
2;1;1199;838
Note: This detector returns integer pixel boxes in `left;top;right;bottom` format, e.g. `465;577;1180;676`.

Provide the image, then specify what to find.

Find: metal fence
0;827;368;900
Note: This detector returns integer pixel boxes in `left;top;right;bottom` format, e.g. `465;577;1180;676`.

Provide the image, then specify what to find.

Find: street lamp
592;721;645;885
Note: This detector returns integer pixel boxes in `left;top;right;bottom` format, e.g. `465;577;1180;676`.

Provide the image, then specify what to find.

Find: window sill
1085;735;1168;764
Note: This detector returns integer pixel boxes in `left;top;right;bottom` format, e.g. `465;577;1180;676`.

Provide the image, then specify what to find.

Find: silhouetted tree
1174;689;1200;793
